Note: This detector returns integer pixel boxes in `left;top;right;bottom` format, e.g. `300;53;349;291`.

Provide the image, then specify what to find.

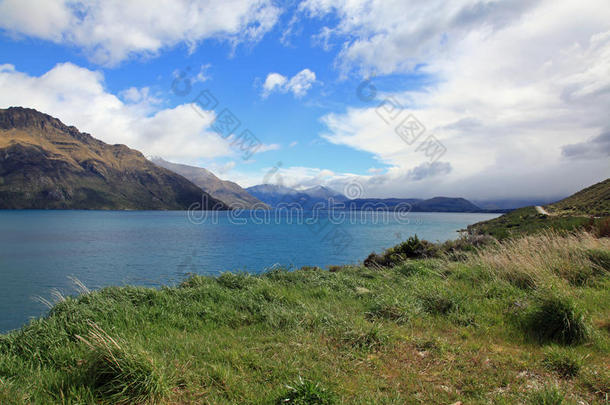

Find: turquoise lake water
0;210;499;332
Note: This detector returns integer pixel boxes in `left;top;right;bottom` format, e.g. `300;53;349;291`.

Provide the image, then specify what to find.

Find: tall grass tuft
76;322;169;404
277;376;336;404
524;293;590;345
542;347;582;378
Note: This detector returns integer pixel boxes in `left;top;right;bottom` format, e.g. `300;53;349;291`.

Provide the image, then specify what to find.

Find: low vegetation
468;178;610;240
0;229;608;403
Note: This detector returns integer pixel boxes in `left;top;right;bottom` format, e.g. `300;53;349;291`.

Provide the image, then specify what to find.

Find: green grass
468;178;609;240
546;178;610;217
0;233;609;404
467;206;594;240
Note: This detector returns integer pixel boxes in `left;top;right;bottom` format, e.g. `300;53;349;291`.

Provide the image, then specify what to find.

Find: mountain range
151;157;268;210
246;185;486;212
245;184;347;209
0;107;227;210
0;107;520;213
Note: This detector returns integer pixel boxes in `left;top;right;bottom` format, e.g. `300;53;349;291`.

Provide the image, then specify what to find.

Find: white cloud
0;0;281;66
262;73;288;96
302;0;610;200
0;62;241;162
195;64;212;84
262;69;317;98
300;0;542;76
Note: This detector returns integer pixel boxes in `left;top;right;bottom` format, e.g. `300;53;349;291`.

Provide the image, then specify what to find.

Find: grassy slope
1;233;609;404
546;179;610;217
467;207;593;240
468;178;610;240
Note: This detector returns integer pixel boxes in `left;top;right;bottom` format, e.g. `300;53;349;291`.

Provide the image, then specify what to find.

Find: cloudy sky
0;0;608;202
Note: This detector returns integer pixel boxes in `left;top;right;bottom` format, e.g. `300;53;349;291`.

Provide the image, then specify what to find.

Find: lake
0;210;499;332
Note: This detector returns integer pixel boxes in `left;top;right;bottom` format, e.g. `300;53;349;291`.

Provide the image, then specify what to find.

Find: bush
524;293;590;345
542;347;582;377
277;377;336;404
77;323;168;404
364;235;439;267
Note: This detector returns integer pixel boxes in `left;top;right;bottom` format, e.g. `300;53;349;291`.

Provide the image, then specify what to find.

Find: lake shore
1;231;608;404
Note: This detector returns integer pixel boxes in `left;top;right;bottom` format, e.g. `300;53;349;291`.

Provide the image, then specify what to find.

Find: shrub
277;377;336;404
542;347;582;377
77;323;168;404
363;252;386;268
524;293;590;345
364;235;439;268
389;235;439;260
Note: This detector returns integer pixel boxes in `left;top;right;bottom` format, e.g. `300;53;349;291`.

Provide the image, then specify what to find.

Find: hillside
0;107;227;210
151;157;267;210
412;196;481;212
1;231;608;403
469;178;610;239
546;178;610;216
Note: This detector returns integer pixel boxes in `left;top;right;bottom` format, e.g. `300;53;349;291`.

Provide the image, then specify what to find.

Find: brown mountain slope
0;107;228;210
151;157;268;209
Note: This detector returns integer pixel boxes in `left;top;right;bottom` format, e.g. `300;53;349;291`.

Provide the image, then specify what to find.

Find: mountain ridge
150;157;268;210
0;107;228;210
247;183;484;212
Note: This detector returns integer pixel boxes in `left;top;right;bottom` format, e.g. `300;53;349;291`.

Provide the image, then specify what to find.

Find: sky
0;0;608;202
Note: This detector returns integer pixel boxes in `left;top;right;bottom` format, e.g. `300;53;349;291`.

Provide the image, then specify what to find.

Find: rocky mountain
150;157;267;210
0;107;228;210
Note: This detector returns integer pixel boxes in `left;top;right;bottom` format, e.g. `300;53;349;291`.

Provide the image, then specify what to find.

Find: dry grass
468;231;610;289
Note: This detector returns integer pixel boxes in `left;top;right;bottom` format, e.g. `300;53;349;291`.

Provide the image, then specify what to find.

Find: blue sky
0;0;608;200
